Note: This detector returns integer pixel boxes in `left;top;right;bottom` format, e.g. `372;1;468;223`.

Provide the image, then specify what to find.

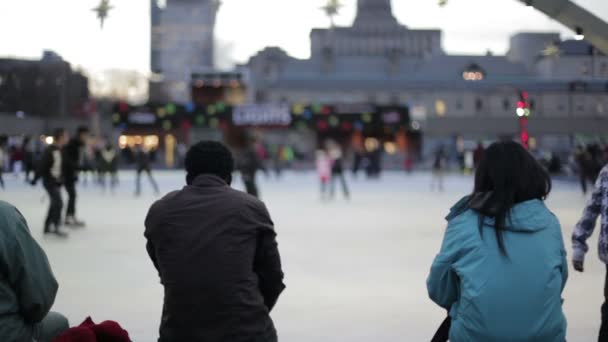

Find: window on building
456;100;463;110
462;63;485;81
597;102;605;114
581;62;590;76
475;98;483;112
435;99;447;117
390;94;400;105
601;63;608;78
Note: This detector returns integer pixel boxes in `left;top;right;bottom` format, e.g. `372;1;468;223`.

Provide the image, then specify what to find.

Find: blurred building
242;0;608;153
0;51;89;119
150;0;220;103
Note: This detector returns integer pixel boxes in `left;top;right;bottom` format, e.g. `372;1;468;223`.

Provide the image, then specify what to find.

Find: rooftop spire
354;0;398;27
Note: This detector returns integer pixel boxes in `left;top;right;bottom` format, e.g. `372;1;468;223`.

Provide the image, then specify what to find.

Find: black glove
573;259;584;272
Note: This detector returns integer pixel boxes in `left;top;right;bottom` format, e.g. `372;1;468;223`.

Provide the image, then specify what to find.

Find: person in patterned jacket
572;164;608;341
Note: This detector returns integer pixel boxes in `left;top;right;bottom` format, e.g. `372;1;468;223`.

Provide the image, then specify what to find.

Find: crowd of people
2;139;608;341
0;138;608;342
5;135;608;340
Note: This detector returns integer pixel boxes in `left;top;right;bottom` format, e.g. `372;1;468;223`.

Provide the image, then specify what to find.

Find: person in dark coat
32;129;70;237
328;144;350;200
144;141;285;342
62;126;90;227
23;136;35;183
134;145;159;196
575;145;596;194
238;144;264;198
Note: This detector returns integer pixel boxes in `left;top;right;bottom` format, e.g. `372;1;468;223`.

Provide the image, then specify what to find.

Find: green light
112;113;121;123
312;104;322;114
166;103;176;115
207;105;216;115
162;120;172;131
362;112;373;123
215;102;226;113
329;116;339;127
209;118;219;129
195;115;205;126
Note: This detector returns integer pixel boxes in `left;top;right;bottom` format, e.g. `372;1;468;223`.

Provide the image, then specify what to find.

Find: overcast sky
0;0;606;73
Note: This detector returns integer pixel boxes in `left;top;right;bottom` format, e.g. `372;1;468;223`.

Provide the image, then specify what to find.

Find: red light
317;120;329;131
517;101;525;108
118;102;129;113
522;91;529;100
321;106;332;115
521;131;529;142
341;122;353;131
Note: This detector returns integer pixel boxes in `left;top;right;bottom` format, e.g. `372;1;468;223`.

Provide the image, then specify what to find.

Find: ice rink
0;171;603;341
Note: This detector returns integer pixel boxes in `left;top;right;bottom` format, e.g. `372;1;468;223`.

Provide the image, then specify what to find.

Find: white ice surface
0;171;602;341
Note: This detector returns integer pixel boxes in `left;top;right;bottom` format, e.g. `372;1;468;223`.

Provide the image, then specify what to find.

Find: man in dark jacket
0;200;69;341
145;141;285;342
33;128;70;237
63;126;90;227
134;144;159;196
238;144;264;198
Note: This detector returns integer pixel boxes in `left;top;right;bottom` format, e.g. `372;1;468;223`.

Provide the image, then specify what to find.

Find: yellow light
384;142;397;155
118;135;127;149
365;138;379;152
45;136;54;145
435;100;446;117
463;71;484;81
165;134;176;168
144;135;159;149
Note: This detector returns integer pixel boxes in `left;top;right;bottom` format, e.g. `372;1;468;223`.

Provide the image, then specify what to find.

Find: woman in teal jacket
427;141;568;342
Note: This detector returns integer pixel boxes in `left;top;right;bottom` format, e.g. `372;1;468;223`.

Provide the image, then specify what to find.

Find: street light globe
516;108;525;117
45;136;54;145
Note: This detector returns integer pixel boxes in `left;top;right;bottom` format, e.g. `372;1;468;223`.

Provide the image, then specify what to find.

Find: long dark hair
468;141;551;255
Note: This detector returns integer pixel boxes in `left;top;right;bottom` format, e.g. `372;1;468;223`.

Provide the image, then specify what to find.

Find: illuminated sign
233;104;292;126
128;112;157;125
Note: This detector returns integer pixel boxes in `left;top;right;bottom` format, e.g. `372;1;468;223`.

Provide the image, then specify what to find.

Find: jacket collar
191;174;228;187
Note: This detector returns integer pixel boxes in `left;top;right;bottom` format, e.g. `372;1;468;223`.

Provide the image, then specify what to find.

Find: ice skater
23;136;35;183
135;144;159;196
328;143;350;200
431;146;447;192
99;142;118;193
238;142;264;198
32;128;70;237
315;149;332;199
63;126;89;227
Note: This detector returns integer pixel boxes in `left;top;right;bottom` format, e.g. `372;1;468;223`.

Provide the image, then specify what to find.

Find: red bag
53;316;131;342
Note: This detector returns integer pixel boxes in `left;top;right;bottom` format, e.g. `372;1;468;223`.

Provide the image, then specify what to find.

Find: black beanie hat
185;141;234;184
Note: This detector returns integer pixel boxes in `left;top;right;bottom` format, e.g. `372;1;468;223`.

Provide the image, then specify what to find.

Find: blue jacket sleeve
427;218;468;310
572;168;606;262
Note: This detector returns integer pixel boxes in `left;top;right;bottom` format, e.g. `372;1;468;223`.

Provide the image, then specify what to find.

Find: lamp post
516;90;531;149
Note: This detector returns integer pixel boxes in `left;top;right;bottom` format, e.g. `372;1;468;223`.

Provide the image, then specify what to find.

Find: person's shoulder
0;201;27;235
0;201;18;217
149;190;181;211
225;188;269;214
600;165;608;177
